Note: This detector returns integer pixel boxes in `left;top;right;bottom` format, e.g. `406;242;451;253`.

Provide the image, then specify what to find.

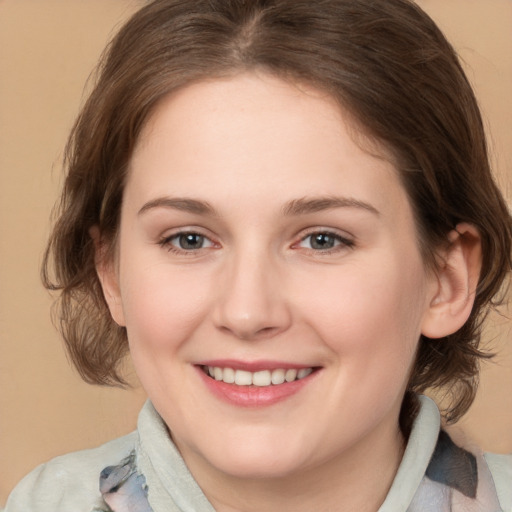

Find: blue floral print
94;451;153;512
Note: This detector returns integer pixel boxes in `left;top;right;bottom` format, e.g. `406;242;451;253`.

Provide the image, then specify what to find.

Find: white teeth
285;369;297;382
223;367;235;384
297;368;313;379
205;366;313;386
271;369;285;385
234;370;253;386
252;370;271;387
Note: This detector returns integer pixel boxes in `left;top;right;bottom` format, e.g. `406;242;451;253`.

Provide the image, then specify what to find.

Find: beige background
1;0;511;504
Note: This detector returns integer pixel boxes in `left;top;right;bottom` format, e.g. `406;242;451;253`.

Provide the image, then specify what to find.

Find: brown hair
42;0;511;429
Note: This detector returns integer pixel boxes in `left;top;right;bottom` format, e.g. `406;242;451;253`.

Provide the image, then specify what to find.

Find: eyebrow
138;197;216;216
137;195;380;217
282;196;380;217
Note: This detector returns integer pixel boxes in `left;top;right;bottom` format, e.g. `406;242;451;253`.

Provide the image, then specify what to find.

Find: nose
212;249;292;341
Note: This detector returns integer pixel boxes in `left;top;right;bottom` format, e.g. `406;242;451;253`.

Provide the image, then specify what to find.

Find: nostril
258;326;279;335
218;324;282;341
243;325;282;341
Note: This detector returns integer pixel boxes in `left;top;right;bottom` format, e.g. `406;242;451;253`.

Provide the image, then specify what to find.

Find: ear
421;223;482;339
89;226;126;327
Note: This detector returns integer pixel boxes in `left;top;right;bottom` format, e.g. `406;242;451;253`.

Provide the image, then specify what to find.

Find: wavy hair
42;0;512;432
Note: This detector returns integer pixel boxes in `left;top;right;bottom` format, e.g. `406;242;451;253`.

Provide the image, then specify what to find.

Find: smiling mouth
201;366;317;387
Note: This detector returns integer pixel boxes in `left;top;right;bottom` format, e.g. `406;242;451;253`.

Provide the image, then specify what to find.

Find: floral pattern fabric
94;452;152;512
408;431;503;511
93;432;503;512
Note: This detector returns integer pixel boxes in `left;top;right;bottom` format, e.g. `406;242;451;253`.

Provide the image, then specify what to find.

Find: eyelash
295;230;355;254
158;229;354;256
158;231;215;255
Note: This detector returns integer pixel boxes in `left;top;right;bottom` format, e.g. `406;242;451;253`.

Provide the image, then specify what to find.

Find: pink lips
195;360;319;407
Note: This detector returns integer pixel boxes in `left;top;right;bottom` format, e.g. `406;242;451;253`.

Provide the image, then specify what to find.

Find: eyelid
158;227;219;253
156;226;354;254
292;228;355;252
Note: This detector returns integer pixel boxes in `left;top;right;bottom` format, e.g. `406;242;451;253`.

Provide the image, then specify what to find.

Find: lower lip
196;367;318;407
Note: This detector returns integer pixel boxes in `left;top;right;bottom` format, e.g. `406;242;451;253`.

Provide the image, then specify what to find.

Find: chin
216;457;306;480
202;438;313;480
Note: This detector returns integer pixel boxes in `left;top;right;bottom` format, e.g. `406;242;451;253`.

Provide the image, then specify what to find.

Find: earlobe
421;223;482;339
89;226;126;327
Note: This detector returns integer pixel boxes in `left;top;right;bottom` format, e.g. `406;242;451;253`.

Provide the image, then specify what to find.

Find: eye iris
179;233;204;250
311;233;335;250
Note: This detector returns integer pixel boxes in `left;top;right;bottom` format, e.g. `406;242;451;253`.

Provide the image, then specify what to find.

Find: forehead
126;72;409;221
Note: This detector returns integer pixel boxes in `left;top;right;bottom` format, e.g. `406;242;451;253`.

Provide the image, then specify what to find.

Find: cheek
297;263;426;429
297;257;427;369
118;257;213;353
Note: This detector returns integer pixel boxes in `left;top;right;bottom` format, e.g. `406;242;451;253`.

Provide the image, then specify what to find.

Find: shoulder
484;451;512;512
4;431;137;512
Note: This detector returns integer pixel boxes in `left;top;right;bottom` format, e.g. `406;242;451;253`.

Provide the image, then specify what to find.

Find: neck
179;418;405;512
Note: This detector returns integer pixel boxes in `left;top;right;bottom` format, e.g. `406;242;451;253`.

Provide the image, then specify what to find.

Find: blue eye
298;232;353;251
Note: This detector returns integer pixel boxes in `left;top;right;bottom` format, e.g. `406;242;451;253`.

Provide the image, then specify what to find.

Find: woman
5;0;511;510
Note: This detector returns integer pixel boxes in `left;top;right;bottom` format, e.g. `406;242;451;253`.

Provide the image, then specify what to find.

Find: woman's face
106;73;438;480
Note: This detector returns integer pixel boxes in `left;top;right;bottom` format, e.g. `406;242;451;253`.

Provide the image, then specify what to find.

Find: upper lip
196;359;318;372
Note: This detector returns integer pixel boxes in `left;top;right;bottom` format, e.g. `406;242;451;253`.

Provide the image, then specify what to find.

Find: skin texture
97;73;481;512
